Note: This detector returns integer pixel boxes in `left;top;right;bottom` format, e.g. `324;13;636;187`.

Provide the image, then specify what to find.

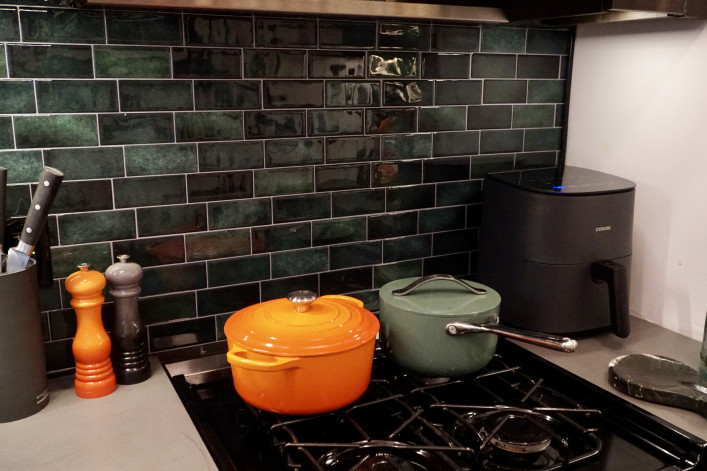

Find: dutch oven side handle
392;274;487;296
227;344;302;372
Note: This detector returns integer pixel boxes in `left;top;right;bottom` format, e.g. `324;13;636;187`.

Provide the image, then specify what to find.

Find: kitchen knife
5;167;64;274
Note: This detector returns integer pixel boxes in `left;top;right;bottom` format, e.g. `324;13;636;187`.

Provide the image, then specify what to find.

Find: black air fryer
477;166;635;338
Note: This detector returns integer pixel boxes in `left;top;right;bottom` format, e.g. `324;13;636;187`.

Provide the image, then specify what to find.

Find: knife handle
20;167;64;248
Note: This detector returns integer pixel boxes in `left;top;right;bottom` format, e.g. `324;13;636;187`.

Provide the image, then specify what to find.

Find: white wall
566;18;707;340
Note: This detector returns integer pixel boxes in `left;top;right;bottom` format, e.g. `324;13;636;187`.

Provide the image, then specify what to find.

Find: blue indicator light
552;185;566;190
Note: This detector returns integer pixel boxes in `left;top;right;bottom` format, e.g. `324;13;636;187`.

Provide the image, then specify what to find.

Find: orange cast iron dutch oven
224;290;379;415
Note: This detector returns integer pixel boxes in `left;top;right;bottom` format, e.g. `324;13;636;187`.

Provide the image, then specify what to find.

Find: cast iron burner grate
257;354;603;471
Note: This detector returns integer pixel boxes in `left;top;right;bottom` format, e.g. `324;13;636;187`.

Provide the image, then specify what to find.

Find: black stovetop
165;340;707;471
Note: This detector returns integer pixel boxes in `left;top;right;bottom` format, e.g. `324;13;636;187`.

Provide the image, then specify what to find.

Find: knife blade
5;167;64;274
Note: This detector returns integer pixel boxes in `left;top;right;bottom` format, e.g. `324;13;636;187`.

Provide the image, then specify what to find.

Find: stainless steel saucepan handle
392;274;487;296
445;322;577;353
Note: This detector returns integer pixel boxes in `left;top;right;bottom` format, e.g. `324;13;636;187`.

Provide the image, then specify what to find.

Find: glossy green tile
369;52;418;78
264;80;323;108
516;150;557;168
331;188;385;217
273;193;330;223
244;49;306;78
150;316;216;351
50;243;112;278
513;104;555;128
524;128;562;151
0;48;5;79
308;109;363;136
245;110;304;139
309;51;366;78
15;115;98;148
481;26;526;53
372;160;421;187
373;260;422;288
20;8;104;43
265;138;323;167
527;29;572;55
312;217;366;246
0;80;35;113
387;184;435;211
176;111;243;142
113;235;185;267
366;108;416;134
0;117;12;149
381;134;431;160
49;307;108;340
470;153;515;178
368;212;417;239
471;54;516;78
58;210;135;245
518;55;561;79
379;22;430;50
7;44;93;78
383;234;431;263
254;167;313;197
483;80;527;104
467;105;512;130
320;267;372;293
271;247;327;278
425;253;470;277
315;163;370;191
0;8;20;41
186;229;250;262
51;180;113;213
119;80;193;111
106;10;182;45
326;81;380;107
528;80;564;103
326;136;379;163
251;222;311;254
383;80;433;106
39;280;62;312
196;80;260;110
137;204;207;237
255;17;316;47
437;180;482;206
435;80;481;106
45;339;74;371
319;20;376;49
329;242;380;270
432;131;479;157
4;184;31;218
0;150;42;183
208;198;271;230
198;141;264;171
173;48;241;78
433;228;476;256
261;274;317;300
432;25;480;52
422;53;470;79
184;14;253;46
423;156;470;183
197;282;260;315
94;46;172;78
114;175;186;208
207;254;270;287
419;206;466;233
99;113;173;145
125;144;197;176
140;292;197;325
37;80;118;113
419;107;466;132
141;263;207;297
187;171;253;202
480;129;524;154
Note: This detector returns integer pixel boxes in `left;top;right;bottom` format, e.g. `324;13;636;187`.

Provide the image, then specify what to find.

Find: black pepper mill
105;254;151;384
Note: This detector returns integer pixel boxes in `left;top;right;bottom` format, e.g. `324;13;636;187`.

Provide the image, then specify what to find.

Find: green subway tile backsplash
0;2;572;372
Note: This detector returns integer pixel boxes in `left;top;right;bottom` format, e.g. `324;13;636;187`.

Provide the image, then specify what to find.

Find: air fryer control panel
488;166;636;195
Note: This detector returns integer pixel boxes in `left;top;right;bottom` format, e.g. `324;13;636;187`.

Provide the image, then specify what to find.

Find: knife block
65;263;116;399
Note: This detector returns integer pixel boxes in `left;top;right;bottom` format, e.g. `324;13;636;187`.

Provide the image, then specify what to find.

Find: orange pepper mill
65;263;117;398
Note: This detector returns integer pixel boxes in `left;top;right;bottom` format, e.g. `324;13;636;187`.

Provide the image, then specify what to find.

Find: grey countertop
0;316;704;470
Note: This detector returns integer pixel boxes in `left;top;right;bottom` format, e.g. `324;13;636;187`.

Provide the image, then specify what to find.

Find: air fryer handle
591;260;630;338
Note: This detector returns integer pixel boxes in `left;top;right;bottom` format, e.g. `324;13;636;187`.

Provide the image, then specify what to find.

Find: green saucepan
378;275;577;378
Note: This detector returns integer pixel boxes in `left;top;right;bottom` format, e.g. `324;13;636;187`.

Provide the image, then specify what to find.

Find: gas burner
481;414;552;455
317;440;450;471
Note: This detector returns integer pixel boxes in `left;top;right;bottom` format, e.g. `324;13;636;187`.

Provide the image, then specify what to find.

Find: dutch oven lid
379;275;501;317
224;291;379;357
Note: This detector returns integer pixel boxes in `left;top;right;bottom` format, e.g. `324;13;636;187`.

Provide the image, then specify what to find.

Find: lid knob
287;290;317;312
